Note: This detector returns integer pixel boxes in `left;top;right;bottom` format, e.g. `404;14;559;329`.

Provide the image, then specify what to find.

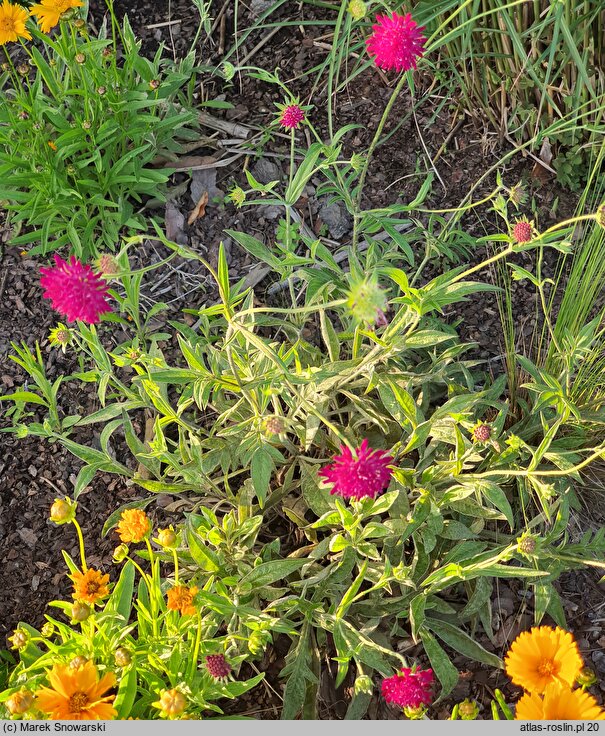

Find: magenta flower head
40;255;112;324
366;12;426;73
382;667;434;709
279;104;305;131
319;439;395;501
205;654;231;679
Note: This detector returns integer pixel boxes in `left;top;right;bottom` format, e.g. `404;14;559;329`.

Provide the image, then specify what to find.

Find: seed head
508;183;527;207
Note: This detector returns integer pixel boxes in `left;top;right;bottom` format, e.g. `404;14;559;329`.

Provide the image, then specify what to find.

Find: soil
0;0;602;720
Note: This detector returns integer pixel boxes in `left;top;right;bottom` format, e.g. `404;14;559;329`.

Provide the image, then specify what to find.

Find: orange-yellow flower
515;682;605;721
36;661;116;720
30;0;82;34
116;508;151;543
71;568;110;606
166;585;198;616
0;1;31;44
505;626;583;694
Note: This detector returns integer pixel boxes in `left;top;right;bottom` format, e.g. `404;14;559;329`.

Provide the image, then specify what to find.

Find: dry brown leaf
188;190;208;225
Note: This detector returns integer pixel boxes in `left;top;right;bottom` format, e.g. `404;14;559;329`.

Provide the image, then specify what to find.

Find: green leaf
113;665;137;719
0;391;48;406
240;559;307;587
420;629;459;699
281;622;318;720
73;464;99;499
186;526;221;572
251;448;274;508
106;561;135;621
427;619;502;669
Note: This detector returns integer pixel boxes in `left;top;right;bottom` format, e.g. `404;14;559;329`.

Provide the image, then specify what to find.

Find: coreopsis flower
511;218;534;244
30;0;83;34
40;255;112;324
515;682;605;721
0;1;31;44
35;661;116;720
50;496;76;524
166;584;198;616
71;568;110;606
319;439;395;501
365;12;426;73
382;667;434;709
153;689;187;718
5;689;34;715
116;508;151;544
205;654;231;679
48;323;74;352
278;103;305;130
505;626;583;694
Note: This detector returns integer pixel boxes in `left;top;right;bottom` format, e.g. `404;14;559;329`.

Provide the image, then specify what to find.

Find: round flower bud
156;527;177;548
50;497;77;525
347;0;367;20
154;689;186;718
73;18;85;29
149;79;160;90
472;424;492;443
205;654;232;679
41;621;55;638
5;690;34;715
596;204;605;229
8;629;28;650
114;648;132;667
69;655;89;669
71;602;91;622
97;86;106;96
82;120;92;130
75;53;86;64
403;705;427;720
346;275;388;326
264;416;285;435
577;667;598;688
102;47;112;58
458;699;479;720
113;543;129;563
17;64;29;76
517;534;538;556
512;219;534;244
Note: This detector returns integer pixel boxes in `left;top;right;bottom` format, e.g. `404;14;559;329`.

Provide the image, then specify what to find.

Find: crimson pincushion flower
319;439;395;500
205;654;231;679
382;667;434;709
365;12;426;73
279;104;305;130
40;255;112;324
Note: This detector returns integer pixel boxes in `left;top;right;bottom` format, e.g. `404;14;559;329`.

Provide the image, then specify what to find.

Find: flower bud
50;497;77;525
472;423;492;443
75;53;86;64
577;667;598;688
154;689;186;718
5;690;34;715
114;647;132;667
596;204;605;229
71;602;91;622
113;543;129;563
205;654;231;679
346;275;388;326
97;86;106;96
69;655;89;669
156;527;177;548
149;79;160;90
347;0;367;20
41;622;55;638
264;416;285;435
8;629;28;650
102;47;112;58
458;699;479;720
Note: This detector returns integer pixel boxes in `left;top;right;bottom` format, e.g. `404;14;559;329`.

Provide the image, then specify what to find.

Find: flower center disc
69;691;90;713
537;659;556;676
0;19;15;32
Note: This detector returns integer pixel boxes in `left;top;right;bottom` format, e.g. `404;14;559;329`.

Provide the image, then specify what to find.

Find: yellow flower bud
153;689;187;718
50;497;77;525
5;690;34;715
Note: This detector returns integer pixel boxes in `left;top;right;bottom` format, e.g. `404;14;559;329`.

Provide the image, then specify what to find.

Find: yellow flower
153;688;186;718
36;661;116;720
0;1;31;44
71;568;110;606
30;0;82;34
505;626;583;694
5;689;34;715
166;585;198;616
116;508;151;543
515;682;605;721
